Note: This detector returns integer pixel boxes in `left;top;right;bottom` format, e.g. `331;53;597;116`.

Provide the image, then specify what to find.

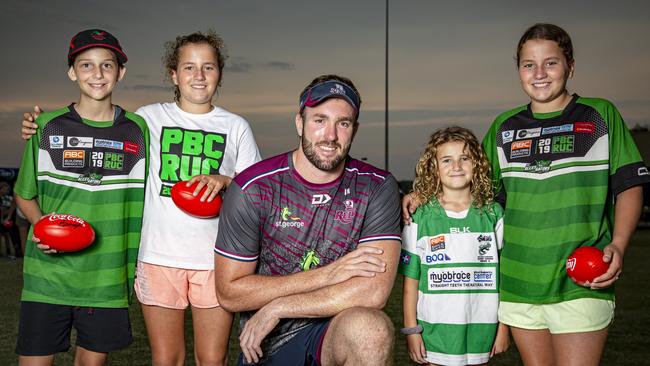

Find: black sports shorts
16;301;132;356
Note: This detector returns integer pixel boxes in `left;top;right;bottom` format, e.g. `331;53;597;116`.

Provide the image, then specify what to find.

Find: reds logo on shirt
334;199;355;224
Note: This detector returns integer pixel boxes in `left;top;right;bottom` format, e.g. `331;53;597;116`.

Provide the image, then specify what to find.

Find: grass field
1;230;649;365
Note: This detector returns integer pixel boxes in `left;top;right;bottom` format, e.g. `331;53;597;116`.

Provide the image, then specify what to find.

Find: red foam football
566;246;610;286
170;180;223;218
33;214;95;252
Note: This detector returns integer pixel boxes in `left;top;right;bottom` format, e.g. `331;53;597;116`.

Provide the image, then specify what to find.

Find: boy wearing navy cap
14;29;148;365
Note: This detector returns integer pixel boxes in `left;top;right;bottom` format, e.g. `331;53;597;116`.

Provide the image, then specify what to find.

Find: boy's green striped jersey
15;104;149;307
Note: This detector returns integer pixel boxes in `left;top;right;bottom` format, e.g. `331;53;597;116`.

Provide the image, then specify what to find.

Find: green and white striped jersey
399;200;503;365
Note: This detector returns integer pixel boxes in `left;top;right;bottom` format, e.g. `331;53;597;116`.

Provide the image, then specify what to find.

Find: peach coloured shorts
134;261;220;309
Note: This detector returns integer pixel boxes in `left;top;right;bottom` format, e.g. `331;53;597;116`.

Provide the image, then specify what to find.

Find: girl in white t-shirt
134;30;260;366
21;30;261;365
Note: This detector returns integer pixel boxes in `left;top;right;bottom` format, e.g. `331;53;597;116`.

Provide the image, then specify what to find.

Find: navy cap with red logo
68;29;127;65
299;80;361;119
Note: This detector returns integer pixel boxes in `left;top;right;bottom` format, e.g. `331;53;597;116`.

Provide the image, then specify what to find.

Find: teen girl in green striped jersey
483;23;649;366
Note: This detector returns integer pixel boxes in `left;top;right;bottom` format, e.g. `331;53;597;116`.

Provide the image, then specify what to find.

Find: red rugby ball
33;214;95;252
566;246;610;286
170;180;223;218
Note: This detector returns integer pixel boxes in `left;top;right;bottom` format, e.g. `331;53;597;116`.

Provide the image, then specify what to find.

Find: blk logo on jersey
450;227;471;234
159;128;226;196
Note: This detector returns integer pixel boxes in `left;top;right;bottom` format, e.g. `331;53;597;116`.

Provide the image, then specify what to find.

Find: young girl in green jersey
399;126;509;365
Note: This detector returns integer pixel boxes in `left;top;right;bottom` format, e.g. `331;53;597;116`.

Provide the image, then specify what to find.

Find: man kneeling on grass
214;74;401;366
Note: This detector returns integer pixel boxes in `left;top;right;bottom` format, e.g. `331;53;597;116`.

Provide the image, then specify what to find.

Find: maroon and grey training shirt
215;151;401;357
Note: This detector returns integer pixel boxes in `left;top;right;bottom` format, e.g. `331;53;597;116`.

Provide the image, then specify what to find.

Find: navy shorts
16;301;132;356
238;320;330;366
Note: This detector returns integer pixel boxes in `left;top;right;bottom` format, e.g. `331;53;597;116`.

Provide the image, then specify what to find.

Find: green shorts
498;298;615;334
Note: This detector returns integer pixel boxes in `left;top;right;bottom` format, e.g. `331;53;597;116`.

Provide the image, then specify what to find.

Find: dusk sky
1;0;649;180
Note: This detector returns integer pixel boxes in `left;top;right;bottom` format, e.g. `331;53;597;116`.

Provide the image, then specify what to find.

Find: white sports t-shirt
136;102;261;269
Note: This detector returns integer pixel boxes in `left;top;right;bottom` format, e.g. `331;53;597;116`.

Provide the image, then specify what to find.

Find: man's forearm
265;272;396;320
216;262;335;312
256;242;400;319
215;243;389;312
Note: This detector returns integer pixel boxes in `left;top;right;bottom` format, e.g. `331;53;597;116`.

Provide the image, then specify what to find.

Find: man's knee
339;307;394;345
324;307;394;364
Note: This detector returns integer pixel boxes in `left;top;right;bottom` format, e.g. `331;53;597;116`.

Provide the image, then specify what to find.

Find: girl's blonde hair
412;126;493;208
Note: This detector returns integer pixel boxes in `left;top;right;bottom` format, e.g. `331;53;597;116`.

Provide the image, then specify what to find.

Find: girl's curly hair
163;29;228;102
412;126;493;208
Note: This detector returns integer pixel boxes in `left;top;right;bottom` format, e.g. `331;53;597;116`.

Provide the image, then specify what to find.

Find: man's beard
301;135;351;172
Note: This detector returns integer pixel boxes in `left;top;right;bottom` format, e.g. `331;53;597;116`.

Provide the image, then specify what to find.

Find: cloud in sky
226;58;253;73
261;61;295;71
226;58;295;73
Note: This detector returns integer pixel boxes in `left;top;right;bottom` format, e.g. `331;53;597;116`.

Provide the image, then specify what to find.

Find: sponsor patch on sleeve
573;122;595;133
